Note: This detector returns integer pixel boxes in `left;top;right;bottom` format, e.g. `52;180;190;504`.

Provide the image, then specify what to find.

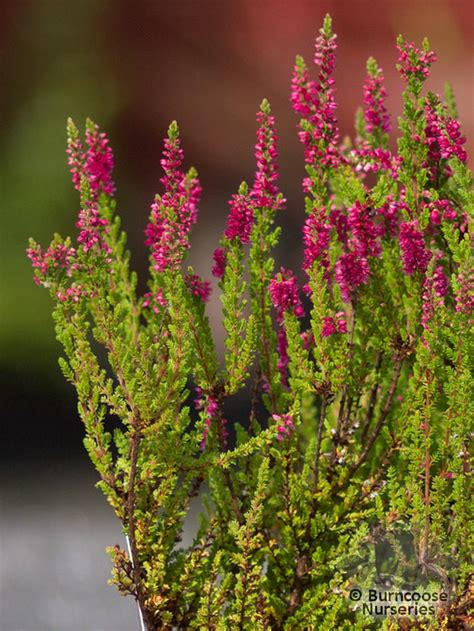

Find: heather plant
28;15;473;630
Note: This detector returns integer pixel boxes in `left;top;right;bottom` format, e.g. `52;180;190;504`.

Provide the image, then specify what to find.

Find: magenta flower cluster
142;134;213;301
454;267;474;316
334;252;371;303
302;206;331;274
142;289;167;314
66;123;117;257
288;29;467;315
427;198;458;226
303;200;383;304
291;23;341;172
399;221;432;275
76;200;111;255
194;389;228;450
83;126;116;198
349;60;399;178
396;40;437;83
290;61;317;119
269;268;305;324
55;284;86;303
321;313;347;338
224;193;254;244
269;268;305;383
144;134;201;273
272;414;295;441
348;201;383;258
363;64;391;135
211;248;226;280
421;264;449;331
185;273;212;303
67;123;116;198
28;121;120;293
253;108;285;211
212;105;284;280
27;242;77;286
425;103;468;174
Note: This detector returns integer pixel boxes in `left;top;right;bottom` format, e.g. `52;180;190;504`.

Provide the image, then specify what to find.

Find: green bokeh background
2;1;117;376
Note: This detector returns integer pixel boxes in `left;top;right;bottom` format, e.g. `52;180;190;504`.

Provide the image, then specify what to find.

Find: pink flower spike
336;311;347;333
454;266;474;315
396;39;437;83
335;252;370;303
142;289;167;314
273;413;295;441
185;273;212;303
321;317;337;338
76;199;111;255
84;122;116;198
67;120;116;199
55;284;86;303
276;329;289;386
160;132;185;194
269;268;304;323
27;241;78;285
313;18;337;84
291;58;318;118
363;58;391;135
303;206;331;272
66;120;84;192
224;192;254;244
211;247;226;279
399;221;431;275
291;16;342;171
433;266;449;297
251;100;285;212
347;201;382;258
424;102;467;172
300;330;315;350
421;265;449;331
145;123;201;273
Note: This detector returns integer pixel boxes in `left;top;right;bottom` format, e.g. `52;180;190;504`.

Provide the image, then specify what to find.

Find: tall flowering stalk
363;57;391;140
145;121;201;273
291;14;341;195
28;15;472;630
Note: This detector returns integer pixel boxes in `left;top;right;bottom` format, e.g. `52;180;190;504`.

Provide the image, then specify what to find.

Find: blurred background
1;0;472;628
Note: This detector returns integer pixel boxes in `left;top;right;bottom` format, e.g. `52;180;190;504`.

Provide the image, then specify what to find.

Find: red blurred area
107;0;473;188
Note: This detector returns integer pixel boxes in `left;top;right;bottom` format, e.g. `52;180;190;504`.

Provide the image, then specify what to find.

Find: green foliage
28;15;473;630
